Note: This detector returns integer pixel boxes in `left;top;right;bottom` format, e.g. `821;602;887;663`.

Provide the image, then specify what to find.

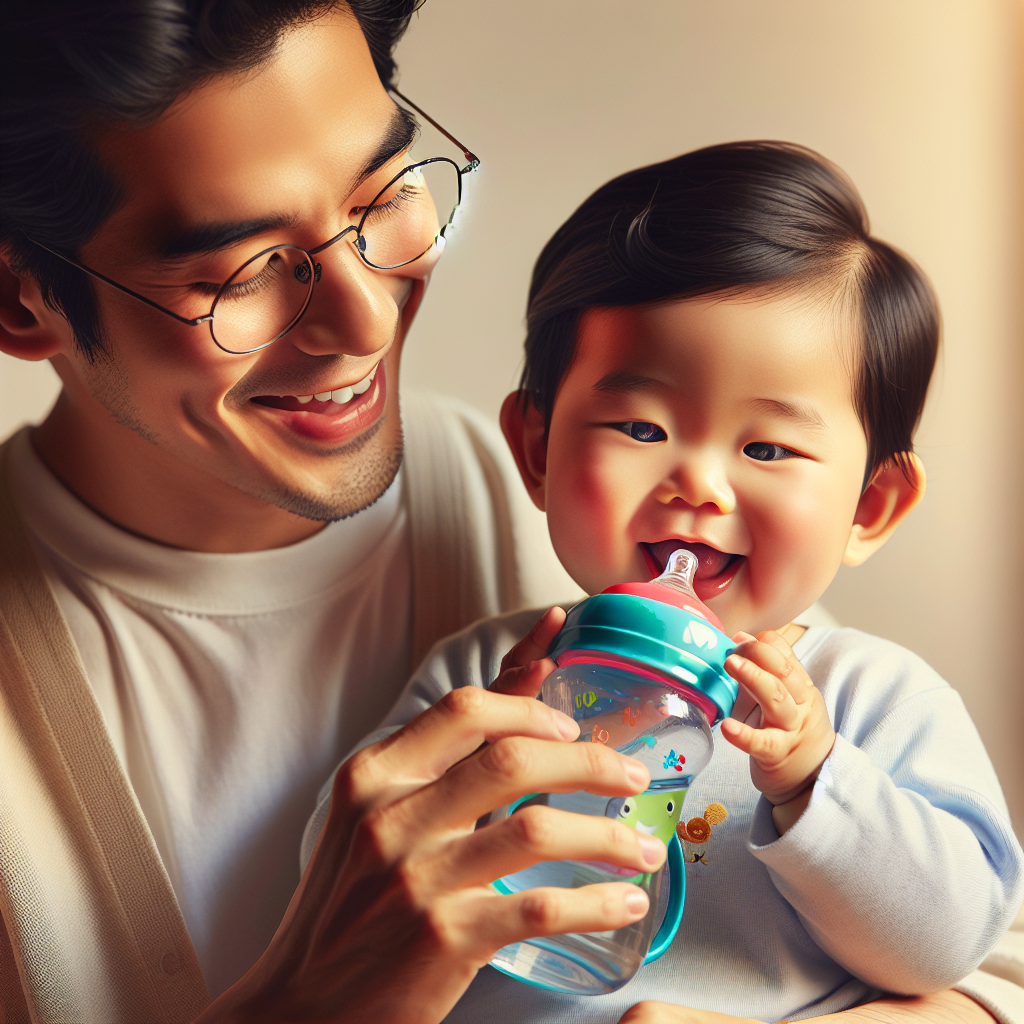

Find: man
0;2;1015;1021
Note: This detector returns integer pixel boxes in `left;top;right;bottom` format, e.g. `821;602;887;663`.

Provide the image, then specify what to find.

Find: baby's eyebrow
592;371;663;394
748;397;827;430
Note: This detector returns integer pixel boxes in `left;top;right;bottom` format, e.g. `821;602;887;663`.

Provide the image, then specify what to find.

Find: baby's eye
613;422;667;443
743;442;798;462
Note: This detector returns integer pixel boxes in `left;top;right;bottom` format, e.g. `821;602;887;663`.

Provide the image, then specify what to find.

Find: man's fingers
724;650;799;731
498;607;566;675
395;735;650;836
456;881;651;955
441;806;667;888
339;689;579;806
489;656;557;697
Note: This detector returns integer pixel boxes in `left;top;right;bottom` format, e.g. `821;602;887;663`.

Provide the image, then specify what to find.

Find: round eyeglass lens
210;245;314;354
357;158;461;270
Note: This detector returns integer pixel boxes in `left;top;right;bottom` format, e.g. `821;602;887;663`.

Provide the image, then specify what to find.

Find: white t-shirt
8;429;413;997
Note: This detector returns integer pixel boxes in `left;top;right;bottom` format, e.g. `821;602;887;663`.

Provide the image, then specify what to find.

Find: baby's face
543;291;869;635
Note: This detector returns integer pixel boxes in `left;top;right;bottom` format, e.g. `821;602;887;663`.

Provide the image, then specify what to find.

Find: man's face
541;292;870;636
60;9;432;523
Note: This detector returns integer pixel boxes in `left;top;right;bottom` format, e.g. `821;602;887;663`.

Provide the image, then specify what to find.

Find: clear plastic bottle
489;550;737;995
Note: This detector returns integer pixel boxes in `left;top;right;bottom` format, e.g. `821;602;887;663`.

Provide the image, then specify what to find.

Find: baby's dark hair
520;141;940;482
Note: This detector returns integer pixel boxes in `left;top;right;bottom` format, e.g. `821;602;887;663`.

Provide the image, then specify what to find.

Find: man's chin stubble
248;415;404;522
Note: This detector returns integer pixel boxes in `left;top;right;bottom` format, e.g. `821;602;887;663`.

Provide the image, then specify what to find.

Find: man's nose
655;451;736;516
285;241;400;358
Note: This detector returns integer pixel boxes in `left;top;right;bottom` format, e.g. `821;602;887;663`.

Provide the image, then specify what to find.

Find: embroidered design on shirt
663;749;687;771
677;802;729;865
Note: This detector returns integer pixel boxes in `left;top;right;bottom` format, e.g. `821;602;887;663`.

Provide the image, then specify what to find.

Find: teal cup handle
645;833;685;963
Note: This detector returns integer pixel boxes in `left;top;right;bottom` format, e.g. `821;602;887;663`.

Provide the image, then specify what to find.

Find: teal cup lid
549;592;738;723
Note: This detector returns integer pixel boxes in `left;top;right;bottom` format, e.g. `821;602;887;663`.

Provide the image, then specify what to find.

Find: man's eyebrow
353;104;418;186
592;371;664;394
748;397;827;429
155;106;417;264
157;214;299;262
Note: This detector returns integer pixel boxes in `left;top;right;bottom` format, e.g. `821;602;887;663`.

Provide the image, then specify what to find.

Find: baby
305;142;1022;1022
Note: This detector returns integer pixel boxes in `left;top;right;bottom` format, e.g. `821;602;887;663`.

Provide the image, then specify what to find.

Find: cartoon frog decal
606;790;685;845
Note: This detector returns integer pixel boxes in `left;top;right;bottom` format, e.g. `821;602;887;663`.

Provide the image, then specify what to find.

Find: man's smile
641;539;745;602
252;361;380;414
249;360;388;444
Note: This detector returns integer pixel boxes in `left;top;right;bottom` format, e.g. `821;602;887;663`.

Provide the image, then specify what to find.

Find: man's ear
0;257;69;361
843;453;926;567
499;390;548;512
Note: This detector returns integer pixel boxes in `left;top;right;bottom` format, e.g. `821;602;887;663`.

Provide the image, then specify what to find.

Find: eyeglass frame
28;89;480;355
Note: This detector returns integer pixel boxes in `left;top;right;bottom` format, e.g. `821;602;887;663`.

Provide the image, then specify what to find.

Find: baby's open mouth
640;540;744;601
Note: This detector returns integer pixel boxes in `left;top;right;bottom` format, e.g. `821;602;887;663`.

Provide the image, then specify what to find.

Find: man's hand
720;630;836;813
488;605;567;697
198;677;665;1024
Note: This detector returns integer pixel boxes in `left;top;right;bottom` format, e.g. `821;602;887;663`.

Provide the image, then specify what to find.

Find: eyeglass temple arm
389;88;480;171
27;238;211;326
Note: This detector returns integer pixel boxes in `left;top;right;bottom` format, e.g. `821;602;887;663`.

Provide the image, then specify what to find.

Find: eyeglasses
30;90;479;355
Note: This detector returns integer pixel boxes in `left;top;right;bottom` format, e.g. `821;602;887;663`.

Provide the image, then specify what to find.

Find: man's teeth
294;364;377;406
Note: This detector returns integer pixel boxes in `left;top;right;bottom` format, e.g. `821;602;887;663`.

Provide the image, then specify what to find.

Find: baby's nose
659;457;736;515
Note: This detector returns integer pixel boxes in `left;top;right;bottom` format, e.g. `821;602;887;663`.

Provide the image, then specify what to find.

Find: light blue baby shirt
303;616;1023;1023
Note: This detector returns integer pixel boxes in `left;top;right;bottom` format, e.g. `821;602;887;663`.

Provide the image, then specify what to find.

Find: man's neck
31;392;327;553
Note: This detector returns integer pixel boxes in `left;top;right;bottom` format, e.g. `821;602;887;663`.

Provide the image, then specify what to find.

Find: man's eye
613;422;667;443
743;442;797;461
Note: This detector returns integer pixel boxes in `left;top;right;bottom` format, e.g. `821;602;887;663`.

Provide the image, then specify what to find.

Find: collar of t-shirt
7;426;403;614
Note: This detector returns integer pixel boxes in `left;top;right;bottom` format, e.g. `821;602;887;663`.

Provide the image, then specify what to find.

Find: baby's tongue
649;540;732;580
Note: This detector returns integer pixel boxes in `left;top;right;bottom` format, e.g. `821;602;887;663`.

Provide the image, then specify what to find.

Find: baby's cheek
547;445;635;591
744;483;851;617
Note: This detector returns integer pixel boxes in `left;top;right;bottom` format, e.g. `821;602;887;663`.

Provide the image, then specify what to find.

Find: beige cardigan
0;392;580;1024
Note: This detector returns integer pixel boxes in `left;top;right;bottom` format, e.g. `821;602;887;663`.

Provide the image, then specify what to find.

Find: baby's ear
500;391;549;512
843;454;926;567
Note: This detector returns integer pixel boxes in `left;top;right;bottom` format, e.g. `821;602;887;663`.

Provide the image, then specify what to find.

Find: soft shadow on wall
1;1;1021;839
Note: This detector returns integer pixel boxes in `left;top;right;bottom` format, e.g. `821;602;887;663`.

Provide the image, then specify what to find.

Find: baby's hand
488;606;567;698
720;631;835;806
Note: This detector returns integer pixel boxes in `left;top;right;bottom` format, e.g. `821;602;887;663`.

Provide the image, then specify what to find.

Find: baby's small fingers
724;652;799;731
720;718;791;766
754;631;816;701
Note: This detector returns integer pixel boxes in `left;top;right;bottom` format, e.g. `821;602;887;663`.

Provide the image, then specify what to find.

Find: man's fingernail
624;890;649;915
625;760;649;788
637;833;665;866
555;713;580;740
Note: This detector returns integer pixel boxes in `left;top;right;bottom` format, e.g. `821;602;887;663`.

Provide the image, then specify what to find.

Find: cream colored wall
1;0;1021;835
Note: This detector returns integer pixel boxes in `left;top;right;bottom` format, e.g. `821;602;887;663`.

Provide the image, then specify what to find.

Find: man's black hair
0;0;420;358
520;141;940;482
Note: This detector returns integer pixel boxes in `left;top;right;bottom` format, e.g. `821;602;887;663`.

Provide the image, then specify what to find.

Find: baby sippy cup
488;549;737;995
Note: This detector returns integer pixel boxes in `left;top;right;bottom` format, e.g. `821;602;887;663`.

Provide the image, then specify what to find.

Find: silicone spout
651;548;699;600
